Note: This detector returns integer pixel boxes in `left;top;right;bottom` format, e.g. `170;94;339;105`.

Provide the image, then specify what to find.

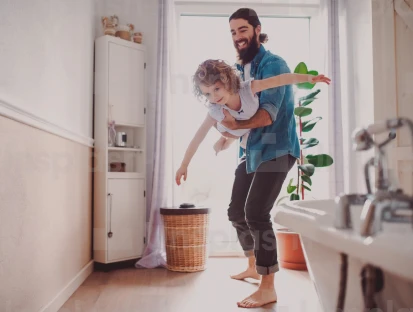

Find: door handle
107;193;113;238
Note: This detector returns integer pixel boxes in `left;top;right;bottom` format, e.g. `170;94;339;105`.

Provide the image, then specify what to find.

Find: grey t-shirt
208;79;258;139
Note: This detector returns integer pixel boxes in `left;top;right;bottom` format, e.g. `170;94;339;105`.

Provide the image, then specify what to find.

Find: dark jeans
227;154;296;275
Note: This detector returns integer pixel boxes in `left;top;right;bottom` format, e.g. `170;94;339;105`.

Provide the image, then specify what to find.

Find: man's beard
235;32;260;65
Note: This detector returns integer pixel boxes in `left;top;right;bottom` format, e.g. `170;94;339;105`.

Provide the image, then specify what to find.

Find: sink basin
274;199;413;312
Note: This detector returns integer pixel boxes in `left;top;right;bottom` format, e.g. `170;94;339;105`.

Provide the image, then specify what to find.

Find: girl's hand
213;137;227;155
310;74;331;85
175;166;188;185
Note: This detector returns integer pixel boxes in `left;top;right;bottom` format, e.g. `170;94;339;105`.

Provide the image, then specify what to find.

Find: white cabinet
107;178;146;261
109;42;145;126
94;35;146;264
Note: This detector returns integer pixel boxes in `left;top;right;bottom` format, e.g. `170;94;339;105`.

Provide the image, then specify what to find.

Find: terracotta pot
276;228;307;270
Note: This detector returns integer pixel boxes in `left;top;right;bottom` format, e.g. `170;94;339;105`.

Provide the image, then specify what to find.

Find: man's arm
212;122;240;139
221;109;272;130
221;60;289;131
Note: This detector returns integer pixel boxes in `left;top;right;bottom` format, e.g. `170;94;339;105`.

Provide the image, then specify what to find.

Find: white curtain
135;0;176;269
335;0;375;195
315;0;375;198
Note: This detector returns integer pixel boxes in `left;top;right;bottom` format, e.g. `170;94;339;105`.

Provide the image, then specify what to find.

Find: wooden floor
59;257;322;312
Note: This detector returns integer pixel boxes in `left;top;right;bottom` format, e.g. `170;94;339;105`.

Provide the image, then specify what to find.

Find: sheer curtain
135;0;176;269
334;0;375;195
310;0;375;199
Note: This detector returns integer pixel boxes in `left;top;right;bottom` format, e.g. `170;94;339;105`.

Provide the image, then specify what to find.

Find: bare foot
230;268;261;280
237;288;277;308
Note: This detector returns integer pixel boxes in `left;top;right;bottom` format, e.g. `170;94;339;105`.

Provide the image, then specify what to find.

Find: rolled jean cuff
256;263;280;275
244;249;254;257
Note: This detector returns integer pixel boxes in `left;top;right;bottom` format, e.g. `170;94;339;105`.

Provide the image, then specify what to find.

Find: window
172;10;314;255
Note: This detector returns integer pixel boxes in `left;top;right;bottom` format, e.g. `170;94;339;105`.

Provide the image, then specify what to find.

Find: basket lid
160;206;210;215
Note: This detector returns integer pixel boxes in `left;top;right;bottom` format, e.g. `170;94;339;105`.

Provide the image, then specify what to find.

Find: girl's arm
251;73;330;94
179;113;216;168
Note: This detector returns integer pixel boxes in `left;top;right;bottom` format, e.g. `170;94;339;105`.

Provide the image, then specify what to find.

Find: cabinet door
107;178;145;261
109;43;145;126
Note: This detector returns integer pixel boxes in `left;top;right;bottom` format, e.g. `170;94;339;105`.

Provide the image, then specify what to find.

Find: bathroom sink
274;199;413;312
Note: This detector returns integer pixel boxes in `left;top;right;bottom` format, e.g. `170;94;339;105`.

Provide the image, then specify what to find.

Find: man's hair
192;59;241;101
229;8;268;43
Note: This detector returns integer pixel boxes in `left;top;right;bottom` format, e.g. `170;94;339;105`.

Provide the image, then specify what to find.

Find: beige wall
372;0;413;196
0;116;92;311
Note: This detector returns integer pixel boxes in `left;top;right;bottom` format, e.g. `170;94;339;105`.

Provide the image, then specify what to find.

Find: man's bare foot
230;268;260;280
231;255;260;280
237;288;277;308
237;272;277;308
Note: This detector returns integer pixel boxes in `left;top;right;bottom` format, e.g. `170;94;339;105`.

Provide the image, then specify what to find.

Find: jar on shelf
110;162;126;172
116;24;133;41
133;32;143;44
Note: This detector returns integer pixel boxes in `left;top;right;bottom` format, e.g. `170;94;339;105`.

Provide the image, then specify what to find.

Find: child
175;59;330;185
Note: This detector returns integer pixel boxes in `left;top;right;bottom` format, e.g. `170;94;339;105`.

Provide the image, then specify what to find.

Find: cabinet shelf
115;122;145;128
108;147;144;152
107;172;145;179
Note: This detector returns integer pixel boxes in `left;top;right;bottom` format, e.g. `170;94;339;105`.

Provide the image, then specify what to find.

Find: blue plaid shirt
236;45;300;173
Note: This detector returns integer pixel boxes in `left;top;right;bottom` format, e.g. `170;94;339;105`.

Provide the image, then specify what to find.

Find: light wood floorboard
59;257;322;312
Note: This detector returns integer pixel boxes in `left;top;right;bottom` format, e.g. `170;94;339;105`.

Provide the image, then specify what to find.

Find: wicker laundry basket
160;206;210;272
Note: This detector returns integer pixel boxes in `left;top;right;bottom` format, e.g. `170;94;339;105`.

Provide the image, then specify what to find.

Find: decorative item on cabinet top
101;15;143;44
101;15;118;36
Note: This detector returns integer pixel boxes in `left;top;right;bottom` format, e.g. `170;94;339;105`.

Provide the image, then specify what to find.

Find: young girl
175;59;330;185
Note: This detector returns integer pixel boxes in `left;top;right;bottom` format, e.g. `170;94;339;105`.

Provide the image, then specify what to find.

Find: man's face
230;18;260;65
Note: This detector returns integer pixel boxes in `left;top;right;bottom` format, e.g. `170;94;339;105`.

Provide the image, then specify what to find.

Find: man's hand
221;110;238;130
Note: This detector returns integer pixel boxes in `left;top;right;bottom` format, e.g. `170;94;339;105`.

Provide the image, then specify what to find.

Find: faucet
334;117;413;236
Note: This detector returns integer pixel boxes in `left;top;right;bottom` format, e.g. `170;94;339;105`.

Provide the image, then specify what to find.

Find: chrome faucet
334;193;368;229
334;117;413;236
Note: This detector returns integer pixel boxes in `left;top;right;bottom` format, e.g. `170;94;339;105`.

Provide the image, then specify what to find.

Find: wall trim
39;260;94;312
0;99;94;147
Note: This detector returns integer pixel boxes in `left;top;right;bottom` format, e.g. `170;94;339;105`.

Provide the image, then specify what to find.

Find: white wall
0;0;95;140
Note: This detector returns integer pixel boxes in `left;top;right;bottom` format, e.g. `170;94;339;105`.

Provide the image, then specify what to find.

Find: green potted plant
276;61;334;270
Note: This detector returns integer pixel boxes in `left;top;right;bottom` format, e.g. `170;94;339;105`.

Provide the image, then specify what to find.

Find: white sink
275;199;413;312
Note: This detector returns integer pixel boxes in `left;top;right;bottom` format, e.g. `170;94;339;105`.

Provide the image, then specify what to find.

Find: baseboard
0;98;94;147
39;260;94;312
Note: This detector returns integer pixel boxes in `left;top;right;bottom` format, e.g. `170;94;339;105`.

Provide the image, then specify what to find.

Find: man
220;8;300;308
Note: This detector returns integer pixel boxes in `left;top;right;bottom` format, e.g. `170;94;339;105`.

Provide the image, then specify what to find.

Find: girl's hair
193;59;241;101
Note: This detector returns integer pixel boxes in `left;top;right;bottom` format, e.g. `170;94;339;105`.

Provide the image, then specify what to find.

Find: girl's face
199;81;231;105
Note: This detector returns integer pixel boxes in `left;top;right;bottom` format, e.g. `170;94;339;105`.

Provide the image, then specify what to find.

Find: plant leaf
294;107;313;117
302;117;322;132
297;82;315;90
301;138;319;149
298;164;315;176
301;175;312;186
306;154;334;167
276;195;290;206
308;70;318;76
294;62;308;74
299;89;321;101
287;185;297;194
302;185;312;192
301;99;316;106
290;194;300;201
